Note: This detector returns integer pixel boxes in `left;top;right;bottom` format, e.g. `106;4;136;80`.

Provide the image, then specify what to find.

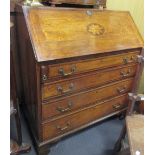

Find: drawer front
41;51;140;82
42;64;137;100
42;78;133;120
42;94;128;140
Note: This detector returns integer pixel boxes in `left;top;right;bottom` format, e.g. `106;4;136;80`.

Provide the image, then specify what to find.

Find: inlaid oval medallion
87;23;105;36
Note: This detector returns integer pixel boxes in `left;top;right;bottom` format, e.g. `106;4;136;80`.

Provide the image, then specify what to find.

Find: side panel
15;4;41;141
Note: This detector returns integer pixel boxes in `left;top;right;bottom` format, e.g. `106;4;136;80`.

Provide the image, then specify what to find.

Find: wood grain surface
42;78;133;120
24;7;143;61
15;5;144;153
41;50;140;82
42;94;128;140
42;64;137;100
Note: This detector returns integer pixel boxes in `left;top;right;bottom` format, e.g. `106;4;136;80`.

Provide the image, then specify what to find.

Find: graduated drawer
42;64;137;100
42;94;128;141
42;78;133;120
41;51;140;82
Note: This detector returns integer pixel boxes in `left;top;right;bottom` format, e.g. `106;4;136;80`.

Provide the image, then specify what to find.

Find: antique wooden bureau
15;5;143;155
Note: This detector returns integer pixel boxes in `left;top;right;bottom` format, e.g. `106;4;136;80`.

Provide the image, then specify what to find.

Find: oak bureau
15;4;144;155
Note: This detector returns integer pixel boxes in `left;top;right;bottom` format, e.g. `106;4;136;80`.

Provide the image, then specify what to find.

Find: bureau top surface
23;6;143;62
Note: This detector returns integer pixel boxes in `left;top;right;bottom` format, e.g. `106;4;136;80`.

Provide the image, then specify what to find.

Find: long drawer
42;94;128;141
42;64;137;100
41;51;140;82
42;78;133;120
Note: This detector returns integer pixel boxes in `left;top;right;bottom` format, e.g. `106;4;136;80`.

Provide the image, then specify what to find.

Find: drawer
42;78;133;120
42;94;128;141
41;51;140;82
42;64;137;100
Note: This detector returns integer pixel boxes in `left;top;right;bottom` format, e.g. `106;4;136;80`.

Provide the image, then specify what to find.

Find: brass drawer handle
113;103;121;110
123;56;137;64
56;122;71;131
59;66;76;77
56;102;73;113
117;86;126;94
57;83;74;94
120;69;131;78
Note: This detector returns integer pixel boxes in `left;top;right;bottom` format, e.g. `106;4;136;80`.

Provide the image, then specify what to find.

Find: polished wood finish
25;8;143;62
15;5;41;141
42;78;133;120
42;94;128;140
41;51;139;82
15;4;143;155
42;64;137;100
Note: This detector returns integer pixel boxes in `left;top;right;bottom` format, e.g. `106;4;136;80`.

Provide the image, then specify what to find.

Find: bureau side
15;4;42;142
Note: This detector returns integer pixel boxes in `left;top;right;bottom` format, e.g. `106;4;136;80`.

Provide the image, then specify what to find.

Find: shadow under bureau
15;5;144;155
